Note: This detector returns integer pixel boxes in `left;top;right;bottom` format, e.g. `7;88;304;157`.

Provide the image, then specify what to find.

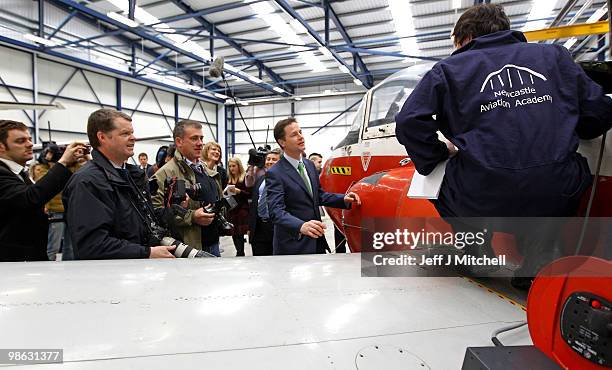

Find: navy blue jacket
266;156;347;254
396;30;612;217
63;150;151;259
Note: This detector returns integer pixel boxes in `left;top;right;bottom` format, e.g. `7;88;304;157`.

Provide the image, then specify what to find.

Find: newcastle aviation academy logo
479;64;553;113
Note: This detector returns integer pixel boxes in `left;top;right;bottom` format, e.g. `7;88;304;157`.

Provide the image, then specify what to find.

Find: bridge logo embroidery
479;64;553;113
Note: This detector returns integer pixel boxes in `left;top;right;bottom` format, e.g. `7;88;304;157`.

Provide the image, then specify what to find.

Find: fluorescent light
388;0;420;58
338;64;350;74
272;87;286;94
353;78;363;86
23;34;57;46
523;1;556;31
294;97;302;101
214;93;229;99
239;101;249;106
251;3;327;73
107;12;139;27
452;0;461;10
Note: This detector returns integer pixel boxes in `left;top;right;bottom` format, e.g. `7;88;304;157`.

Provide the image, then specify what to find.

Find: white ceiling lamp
107;12;139;28
294;97;302;101
23;33;57;46
523;1;557;32
353;78;363;86
239;101;249;106
214;92;229;99
388;0;420;62
251;2;326;73
272;86;287;94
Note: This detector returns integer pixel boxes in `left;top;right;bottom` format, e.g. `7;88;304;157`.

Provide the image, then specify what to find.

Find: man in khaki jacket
152;120;216;253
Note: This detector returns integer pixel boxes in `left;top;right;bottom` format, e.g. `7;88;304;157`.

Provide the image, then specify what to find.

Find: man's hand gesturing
300;220;326;238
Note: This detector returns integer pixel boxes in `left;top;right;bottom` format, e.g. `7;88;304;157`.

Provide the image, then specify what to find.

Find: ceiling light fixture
523;1;557;32
23;33;57;46
388;0;420;61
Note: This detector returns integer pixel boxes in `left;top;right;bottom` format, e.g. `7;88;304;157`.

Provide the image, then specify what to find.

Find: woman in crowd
201;141;224;198
226;157;251;256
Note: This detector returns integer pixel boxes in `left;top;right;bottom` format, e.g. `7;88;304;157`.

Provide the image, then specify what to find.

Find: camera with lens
144;220;214;258
38;141;91;164
163;176;205;205
161;177;237;235
247;145;271;168
204;197;237;234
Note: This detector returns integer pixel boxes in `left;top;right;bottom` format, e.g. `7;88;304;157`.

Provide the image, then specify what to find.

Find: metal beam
274;0;371;88
48;0;218;92
167;0;293;93
312;98;362;135
158;1;262;25
550;0;581;27
325;0;372;86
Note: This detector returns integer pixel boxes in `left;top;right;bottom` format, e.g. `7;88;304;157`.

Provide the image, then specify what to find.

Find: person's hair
173;119;202;139
138;152;147;159
87;109;131;149
227;157;245;184
267;148;282;158
273;117;297;148
308;153;322;160
0;120;28;147
452;4;510;47
201;141;222;164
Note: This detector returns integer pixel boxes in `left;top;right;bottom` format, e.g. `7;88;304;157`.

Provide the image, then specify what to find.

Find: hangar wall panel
0;45;219;164
230;83;361;160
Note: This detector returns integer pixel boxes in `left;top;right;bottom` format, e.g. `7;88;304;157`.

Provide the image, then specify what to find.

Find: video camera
37;141;91;164
248;145;271;168
162;176;237;234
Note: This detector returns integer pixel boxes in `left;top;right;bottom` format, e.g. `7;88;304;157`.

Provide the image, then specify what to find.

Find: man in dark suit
248;148;281;256
266;118;361;255
0;120;84;261
138;152;152;173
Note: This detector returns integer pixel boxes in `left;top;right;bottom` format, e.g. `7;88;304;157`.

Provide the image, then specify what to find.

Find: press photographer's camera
163;176;205;205
38;141;91;164
145;221;214;258
162;177;237;235
204;197;237;233
248;145;271;168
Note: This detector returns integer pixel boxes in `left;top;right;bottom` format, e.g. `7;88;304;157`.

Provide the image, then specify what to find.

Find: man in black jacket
0;120;84;261
63;109;176;259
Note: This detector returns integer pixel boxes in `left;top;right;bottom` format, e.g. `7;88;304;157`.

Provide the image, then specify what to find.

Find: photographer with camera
63;109;177;259
152;121;220;256
0;120;85;262
36;143;88;261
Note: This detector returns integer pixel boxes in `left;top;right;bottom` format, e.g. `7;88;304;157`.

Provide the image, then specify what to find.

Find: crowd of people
0;110;347;261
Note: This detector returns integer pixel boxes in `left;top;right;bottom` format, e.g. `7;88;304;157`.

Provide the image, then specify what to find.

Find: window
367;81;415;129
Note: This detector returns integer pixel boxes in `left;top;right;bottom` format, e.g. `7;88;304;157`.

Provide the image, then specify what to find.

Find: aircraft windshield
367;81;416;128
334;99;364;149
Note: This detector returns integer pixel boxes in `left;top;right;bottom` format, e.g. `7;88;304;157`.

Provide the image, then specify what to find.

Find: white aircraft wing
0;254;531;369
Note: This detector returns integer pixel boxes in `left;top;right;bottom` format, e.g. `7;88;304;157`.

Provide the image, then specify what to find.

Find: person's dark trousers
252;219;273;256
232;234;245;257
